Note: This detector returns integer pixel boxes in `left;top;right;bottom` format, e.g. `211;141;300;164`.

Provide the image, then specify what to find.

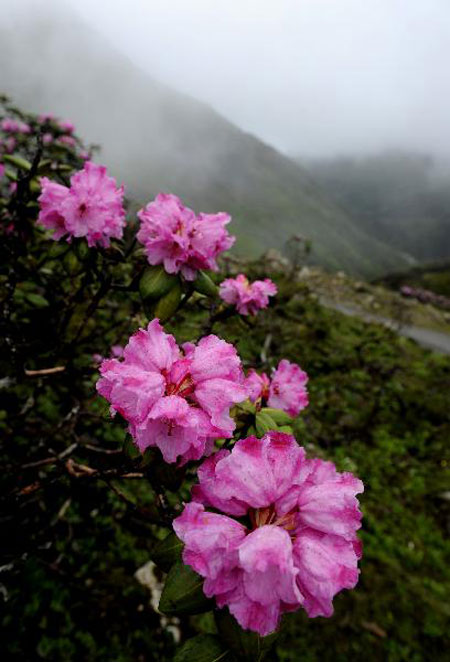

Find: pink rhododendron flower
96;319;247;464
58;119;75;133
0;164;4;179
58;135;76;147
137;193;235;280
1;118;31;134
174;432;363;635
38;113;55;123
37;161;126;247
246;359;308;417
219;274;277;315
42;133;53;145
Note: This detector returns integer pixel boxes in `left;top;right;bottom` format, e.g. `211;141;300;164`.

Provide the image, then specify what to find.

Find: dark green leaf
215;609;278;662
153;280;182;322
194;270;219;297
150;532;183;573
139;265;178;302
174;634;233;662
159;562;213;616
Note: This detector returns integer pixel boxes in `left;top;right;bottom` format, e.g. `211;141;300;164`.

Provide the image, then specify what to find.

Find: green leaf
236;400;257;415
150;532;184;573
259;408;293;426
123;435;140;459
2;153;32;170
255;411;277;437
159;562;213;616
153;280;182;322
29;178;41;194
139;265;178;302
37;158;53;173
215;609;278;662
63;250;79;273
193;270;219;297
4;168;17;181
174;634;232;662
25;293;50;308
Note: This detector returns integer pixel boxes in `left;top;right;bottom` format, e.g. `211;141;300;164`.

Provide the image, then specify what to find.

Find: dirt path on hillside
321;298;450;355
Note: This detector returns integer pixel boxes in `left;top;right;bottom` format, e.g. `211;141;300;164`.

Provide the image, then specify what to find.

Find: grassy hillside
2;263;449;661
0;5;409;278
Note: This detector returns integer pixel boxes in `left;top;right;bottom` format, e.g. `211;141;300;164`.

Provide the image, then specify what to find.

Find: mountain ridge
0;4;410;277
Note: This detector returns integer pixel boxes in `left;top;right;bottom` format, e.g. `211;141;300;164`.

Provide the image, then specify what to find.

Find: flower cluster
1;118;31;134
219;274;277;315
97;319;247;464
400;285;450;310
137;193;235;280
174;431;363;636
246;359;309;417
37;161;125;247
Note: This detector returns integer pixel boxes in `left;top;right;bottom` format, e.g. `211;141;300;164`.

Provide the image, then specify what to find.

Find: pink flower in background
38;113;55;123
9;182;17;195
58;135;77;147
245;369;270;402
219;274;277;315
92;344;123;366
58;119;75;133
96;319;247;464
137;193;235;280
1;118;31;134
42;133;53;145
37;161;126;247
268;360;309;416
79;150;90;160
174;432;363;636
0;163;4;179
246;359;308;417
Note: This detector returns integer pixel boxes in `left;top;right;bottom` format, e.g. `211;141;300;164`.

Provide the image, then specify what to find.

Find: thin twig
24;366;65;377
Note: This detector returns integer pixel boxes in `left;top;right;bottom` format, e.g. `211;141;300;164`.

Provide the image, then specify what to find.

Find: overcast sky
13;0;450;157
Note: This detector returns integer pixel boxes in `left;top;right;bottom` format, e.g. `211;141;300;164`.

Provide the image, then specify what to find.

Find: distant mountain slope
306;152;450;263
0;4;410;277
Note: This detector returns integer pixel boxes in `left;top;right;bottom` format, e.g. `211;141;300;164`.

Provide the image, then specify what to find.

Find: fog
1;0;450;160
1;0;449;271
62;0;450;158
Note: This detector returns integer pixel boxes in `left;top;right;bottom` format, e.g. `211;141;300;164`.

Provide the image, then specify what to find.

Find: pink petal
293;529;361;617
123;319;179;372
239;525;302;607
297;459;364;540
174;502;245;593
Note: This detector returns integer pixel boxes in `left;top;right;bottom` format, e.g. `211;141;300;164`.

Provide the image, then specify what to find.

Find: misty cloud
61;0;450;158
